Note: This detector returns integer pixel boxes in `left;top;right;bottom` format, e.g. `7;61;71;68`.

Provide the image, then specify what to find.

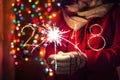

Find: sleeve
85;6;120;71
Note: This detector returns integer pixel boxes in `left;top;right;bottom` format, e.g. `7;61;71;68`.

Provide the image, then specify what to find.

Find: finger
49;60;60;71
57;58;76;65
48;58;54;66
50;60;70;70
53;66;76;73
48;57;77;69
48;55;55;62
55;66;77;74
50;61;77;74
55;55;70;62
60;52;71;56
48;53;70;61
56;66;76;71
51;60;70;67
55;66;70;74
57;51;64;55
47;54;56;64
55;70;70;74
57;61;70;67
52;61;77;69
48;55;70;68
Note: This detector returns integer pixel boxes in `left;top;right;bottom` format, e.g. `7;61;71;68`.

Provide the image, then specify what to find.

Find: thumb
60;52;72;56
58;51;67;56
58;51;64;55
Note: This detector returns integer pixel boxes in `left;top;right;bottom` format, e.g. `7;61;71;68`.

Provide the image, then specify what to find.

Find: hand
48;51;86;74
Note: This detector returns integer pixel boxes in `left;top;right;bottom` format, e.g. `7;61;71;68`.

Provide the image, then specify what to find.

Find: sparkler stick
61;37;82;52
54;42;57;71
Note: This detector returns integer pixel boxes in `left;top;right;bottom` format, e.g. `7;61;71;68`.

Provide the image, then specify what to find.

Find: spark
46;24;82;52
46;26;69;46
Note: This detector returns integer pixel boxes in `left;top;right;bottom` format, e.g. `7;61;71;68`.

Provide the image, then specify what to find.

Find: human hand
48;51;86;74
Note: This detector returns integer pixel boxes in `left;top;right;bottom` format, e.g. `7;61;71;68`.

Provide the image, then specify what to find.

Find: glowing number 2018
21;24;35;47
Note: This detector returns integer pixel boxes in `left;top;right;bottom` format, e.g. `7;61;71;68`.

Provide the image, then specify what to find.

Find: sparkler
47;25;69;46
47;26;63;46
46;25;70;70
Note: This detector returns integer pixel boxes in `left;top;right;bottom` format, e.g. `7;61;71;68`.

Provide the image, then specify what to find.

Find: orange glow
18;10;22;13
52;13;56;17
34;36;38;39
16;0;20;2
13;39;17;43
39;47;46;58
25;57;29;61
17;39;20;42
49;72;54;77
46;24;49;27
28;0;32;3
17;24;21;26
35;2;38;5
40;37;44;41
48;0;51;2
17;47;20;51
9;14;14;20
11;49;16;54
48;3;52;6
39;51;45;58
40;51;43;55
18;33;21;37
49;15;52;19
28;10;31;14
11;3;15;6
39;16;43;19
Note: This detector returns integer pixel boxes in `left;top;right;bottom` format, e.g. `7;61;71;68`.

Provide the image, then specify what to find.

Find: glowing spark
46;25;82;52
46;26;68;46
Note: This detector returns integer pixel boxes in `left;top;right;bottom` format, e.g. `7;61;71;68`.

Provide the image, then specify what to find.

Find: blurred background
0;0;120;80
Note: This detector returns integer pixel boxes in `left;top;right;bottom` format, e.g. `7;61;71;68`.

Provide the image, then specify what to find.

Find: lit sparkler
46;25;70;70
47;25;69;46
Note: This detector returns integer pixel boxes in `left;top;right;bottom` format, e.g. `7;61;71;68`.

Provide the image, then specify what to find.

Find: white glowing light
46;25;82;52
47;27;66;46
